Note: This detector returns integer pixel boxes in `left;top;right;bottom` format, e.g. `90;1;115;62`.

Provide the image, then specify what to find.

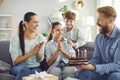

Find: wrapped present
22;71;58;80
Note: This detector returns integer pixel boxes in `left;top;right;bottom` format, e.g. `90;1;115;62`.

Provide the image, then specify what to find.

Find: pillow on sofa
0;60;11;73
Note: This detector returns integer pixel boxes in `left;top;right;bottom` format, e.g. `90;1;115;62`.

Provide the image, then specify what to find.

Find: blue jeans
76;70;120;80
48;66;76;80
10;65;42;80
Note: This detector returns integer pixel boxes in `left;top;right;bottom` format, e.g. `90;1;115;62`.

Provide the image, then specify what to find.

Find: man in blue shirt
75;6;120;80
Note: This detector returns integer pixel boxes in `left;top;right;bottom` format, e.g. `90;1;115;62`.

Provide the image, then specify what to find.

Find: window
99;0;113;7
97;0;120;28
114;0;120;28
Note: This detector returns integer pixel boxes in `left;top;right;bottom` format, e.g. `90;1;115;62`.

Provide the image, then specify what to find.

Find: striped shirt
45;38;76;68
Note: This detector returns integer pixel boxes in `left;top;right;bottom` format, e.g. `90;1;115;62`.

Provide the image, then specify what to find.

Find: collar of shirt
51;38;67;43
64;25;75;32
109;26;119;39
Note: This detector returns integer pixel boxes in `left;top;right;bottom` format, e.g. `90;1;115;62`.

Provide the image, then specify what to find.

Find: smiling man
75;6;120;80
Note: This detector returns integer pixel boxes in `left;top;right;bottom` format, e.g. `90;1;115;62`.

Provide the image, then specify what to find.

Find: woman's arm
14;51;35;64
14;43;41;64
36;42;44;61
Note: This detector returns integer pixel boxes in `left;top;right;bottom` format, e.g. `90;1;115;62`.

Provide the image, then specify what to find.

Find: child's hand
56;42;61;52
59;42;65;53
67;40;76;47
38;42;44;49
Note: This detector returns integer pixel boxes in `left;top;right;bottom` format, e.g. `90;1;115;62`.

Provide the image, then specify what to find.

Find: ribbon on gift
29;71;49;80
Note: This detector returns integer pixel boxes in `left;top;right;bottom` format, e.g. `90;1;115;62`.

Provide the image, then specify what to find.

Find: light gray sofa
0;40;94;80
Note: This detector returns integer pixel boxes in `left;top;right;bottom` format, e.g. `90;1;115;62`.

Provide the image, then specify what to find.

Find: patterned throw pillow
0;60;11;73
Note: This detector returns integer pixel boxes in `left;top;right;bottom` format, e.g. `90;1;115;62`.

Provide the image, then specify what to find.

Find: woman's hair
47;22;62;42
19;12;37;55
63;10;76;20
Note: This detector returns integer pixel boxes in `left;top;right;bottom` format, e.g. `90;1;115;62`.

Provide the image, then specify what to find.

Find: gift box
22;74;58;80
22;71;58;80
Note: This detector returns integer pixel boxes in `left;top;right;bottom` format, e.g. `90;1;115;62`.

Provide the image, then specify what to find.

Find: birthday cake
68;58;88;66
68;49;88;66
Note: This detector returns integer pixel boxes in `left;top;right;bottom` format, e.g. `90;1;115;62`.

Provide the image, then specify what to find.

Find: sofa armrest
0;40;13;65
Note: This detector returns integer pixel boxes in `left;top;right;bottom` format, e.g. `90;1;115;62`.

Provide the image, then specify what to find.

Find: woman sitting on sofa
9;12;45;80
45;22;76;80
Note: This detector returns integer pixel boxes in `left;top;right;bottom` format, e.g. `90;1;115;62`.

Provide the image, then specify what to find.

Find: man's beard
99;25;109;35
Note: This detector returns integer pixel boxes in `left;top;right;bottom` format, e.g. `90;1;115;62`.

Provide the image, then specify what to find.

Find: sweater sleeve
9;34;21;64
37;34;46;62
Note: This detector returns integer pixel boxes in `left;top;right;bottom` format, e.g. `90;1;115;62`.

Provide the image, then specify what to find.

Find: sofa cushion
0;40;13;65
0;73;15;80
0;60;11;73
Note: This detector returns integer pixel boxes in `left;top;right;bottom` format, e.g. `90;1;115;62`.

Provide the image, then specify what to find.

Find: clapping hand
38;42;44;49
58;42;65;53
31;42;44;55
